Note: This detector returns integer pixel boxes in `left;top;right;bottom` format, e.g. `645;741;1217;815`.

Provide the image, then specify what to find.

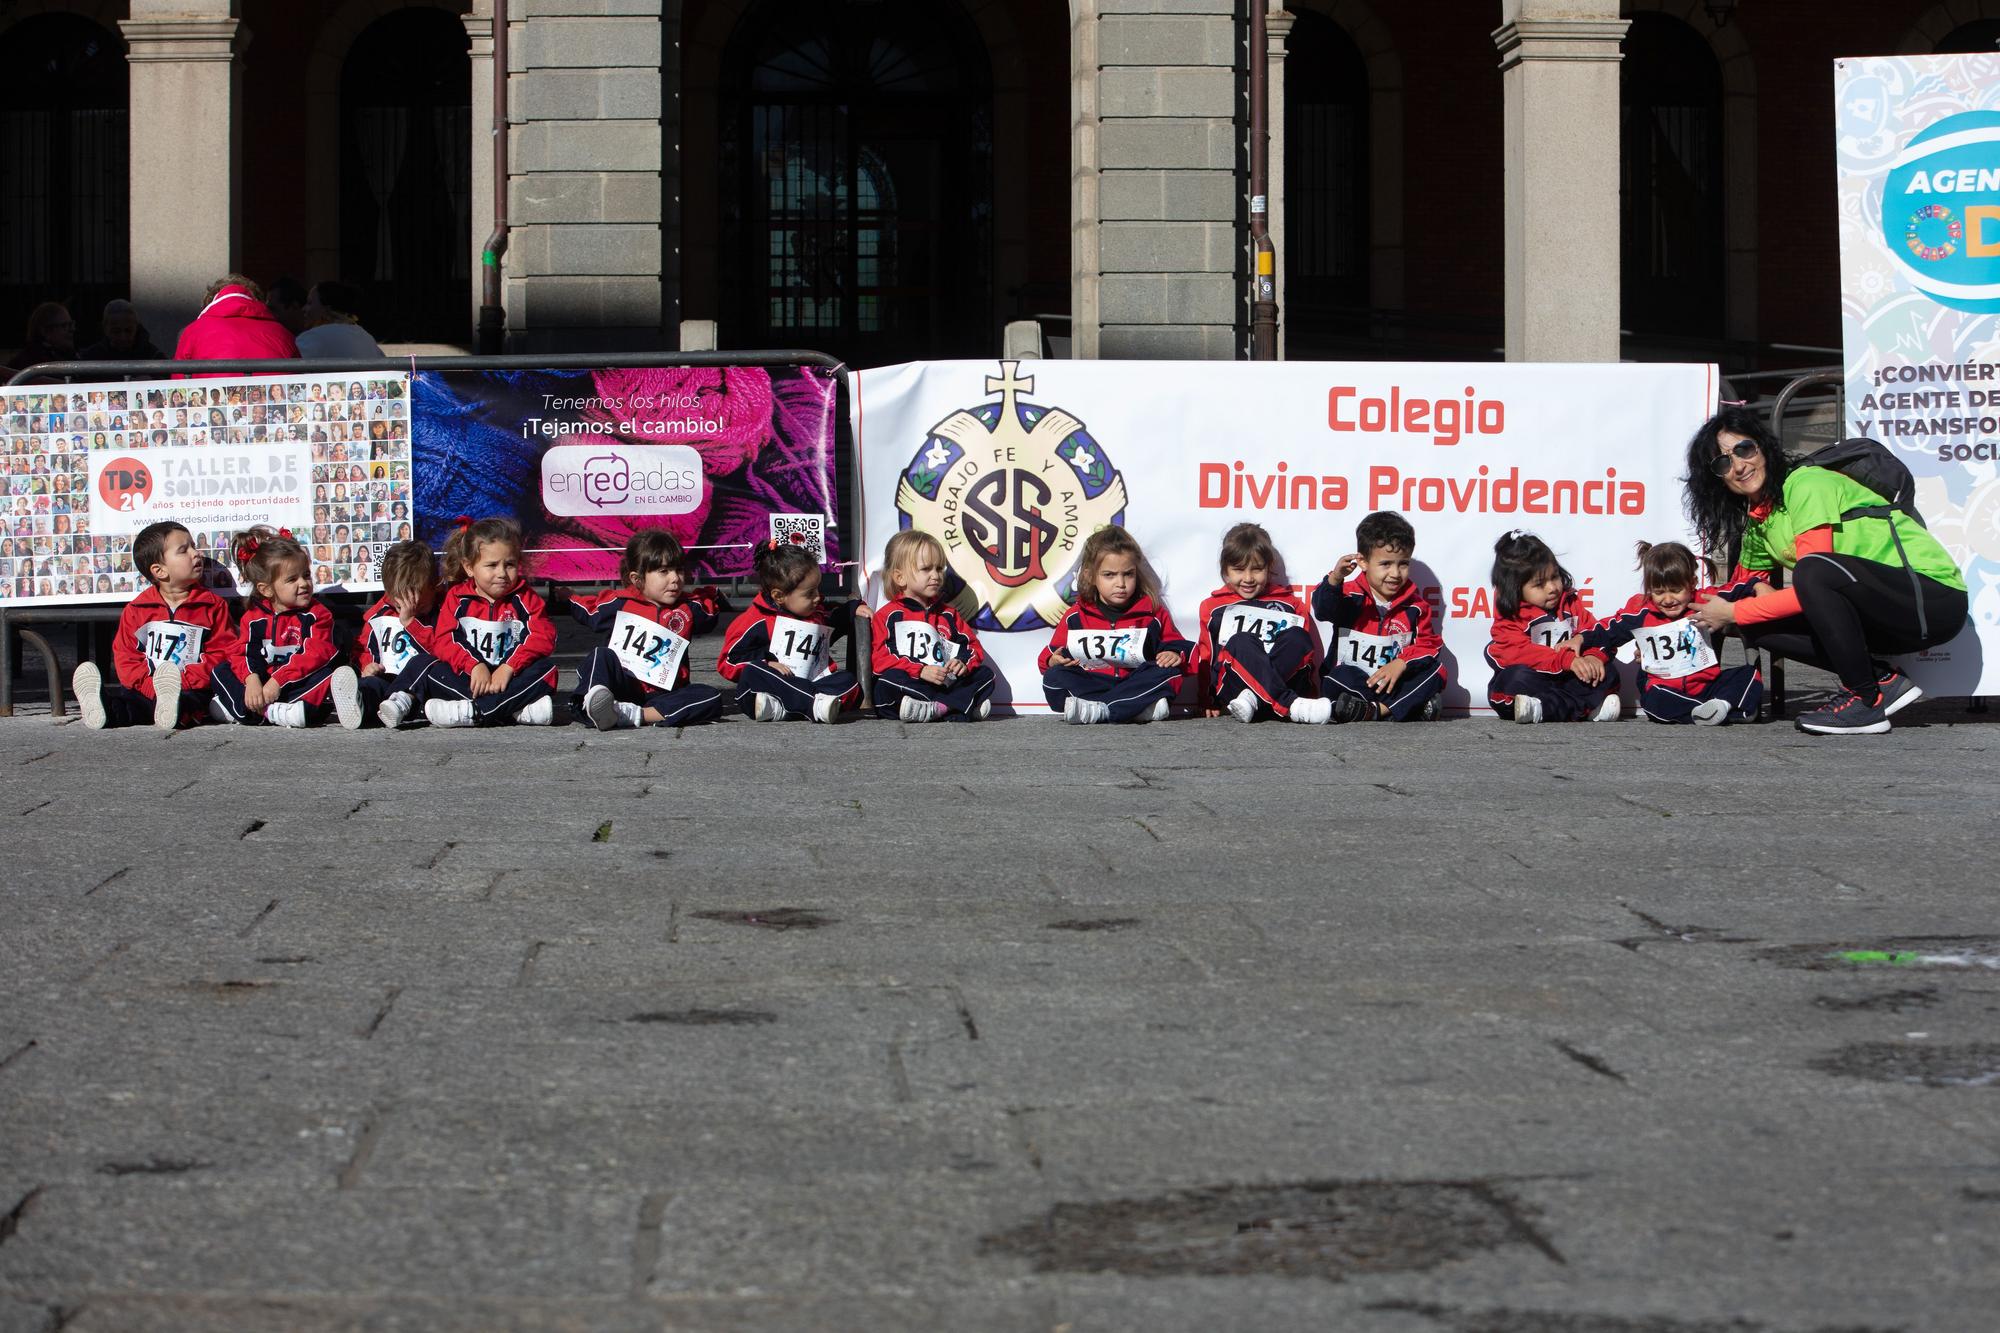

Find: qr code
769;513;826;564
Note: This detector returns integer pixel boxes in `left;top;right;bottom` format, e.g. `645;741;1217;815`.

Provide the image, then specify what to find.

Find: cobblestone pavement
1;651;1997;1332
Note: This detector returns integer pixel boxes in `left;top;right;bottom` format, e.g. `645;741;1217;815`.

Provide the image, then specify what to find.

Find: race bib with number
1217;604;1305;649
1629;617;1718;679
1337;627;1412;670
369;615;421;675
611;610;689;689
459;614;526;667
137;620;204;668
1067;629;1149;670
769;615;832;679
891;619;962;667
1529;615;1577;649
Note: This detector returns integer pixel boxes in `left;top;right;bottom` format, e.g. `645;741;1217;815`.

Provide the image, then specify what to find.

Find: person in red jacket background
1484;530;1620;724
172;275;300;374
870;529;995;722
73;520;239;730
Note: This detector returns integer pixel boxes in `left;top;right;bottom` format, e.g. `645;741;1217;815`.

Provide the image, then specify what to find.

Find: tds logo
97;456;153;511
895;362;1126;631
1885;109;2000;313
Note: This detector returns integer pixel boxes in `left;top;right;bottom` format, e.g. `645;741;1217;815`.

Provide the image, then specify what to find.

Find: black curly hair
1683;405;1789;571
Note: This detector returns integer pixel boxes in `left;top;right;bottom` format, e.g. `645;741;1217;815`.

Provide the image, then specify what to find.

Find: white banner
854;359;1715;715
1;372;413;606
1837;54;2000;694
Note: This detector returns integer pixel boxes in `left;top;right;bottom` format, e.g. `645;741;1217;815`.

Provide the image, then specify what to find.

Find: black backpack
1796;436;1931;634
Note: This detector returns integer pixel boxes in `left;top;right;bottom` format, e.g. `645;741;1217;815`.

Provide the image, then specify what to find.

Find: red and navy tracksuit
1311;572;1447;721
424;579;559;723
1579;584;1764;724
1038;595;1191;722
870;594;997;720
211;597;349;724
569;587;725;727
718;595;865;719
352;592;446;723
1191;585;1319;719
99;584;239;727
1484;588;1615;721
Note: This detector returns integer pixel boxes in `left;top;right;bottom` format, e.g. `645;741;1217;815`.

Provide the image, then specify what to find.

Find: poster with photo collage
0;371;413;607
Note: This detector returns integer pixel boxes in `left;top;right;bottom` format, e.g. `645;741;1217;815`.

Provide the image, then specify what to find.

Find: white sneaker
377;690;414;730
1288;696;1334;725
616;702;644;729
899;695;948;723
750;692;786;722
1513;695;1544;724
1592;694;1622;723
425;699;477;728
1143;696;1171;723
72;662;106;729
1068;698;1111;725
581;684;622;731
1226;691;1259;723
151;662;182;732
209;694;233;724
811;692;842;724
329;667;363;730
1690;697;1730;726
516;695;555;725
972;699;992;721
265;699;309;728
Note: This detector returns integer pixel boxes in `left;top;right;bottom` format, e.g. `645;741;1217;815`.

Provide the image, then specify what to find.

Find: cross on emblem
985;361;1035;415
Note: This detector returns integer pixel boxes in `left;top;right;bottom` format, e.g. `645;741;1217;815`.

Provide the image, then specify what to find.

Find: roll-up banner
0;362;841;606
854;359;1715;714
1837;53;2000;695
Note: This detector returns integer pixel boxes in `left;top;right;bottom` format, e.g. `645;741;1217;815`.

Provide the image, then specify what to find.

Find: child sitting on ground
74;520;239;730
1574;540;1764;725
569;529;726;730
354;539;446;730
1190;521;1329;724
210;526;363;728
870;529;995;722
719;540;869;722
1040;524;1190;724
423;517;558;727
1314;510;1446;723
1482;529;1618;724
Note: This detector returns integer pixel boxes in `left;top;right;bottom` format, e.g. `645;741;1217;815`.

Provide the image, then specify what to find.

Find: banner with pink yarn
411;363;842;582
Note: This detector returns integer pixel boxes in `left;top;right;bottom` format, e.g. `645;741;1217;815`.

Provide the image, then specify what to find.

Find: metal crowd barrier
1;350;855;718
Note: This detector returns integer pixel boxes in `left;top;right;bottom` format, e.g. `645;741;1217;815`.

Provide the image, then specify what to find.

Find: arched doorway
0;14;128;347
1938;19;2000;51
339;8;471;344
1283;10;1370;357
719;0;994;365
1621;12;1725;342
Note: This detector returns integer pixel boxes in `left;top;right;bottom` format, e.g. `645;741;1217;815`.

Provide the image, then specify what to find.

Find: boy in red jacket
73;520;239;730
1313;510;1447;723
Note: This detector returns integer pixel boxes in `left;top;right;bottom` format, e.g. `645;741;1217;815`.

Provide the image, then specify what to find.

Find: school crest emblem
895;362;1126;631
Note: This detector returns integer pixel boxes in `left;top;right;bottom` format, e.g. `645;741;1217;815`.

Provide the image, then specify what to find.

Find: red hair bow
455;515;474;530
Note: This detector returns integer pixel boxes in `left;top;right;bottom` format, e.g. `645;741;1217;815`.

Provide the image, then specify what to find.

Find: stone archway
1902;1;2000;52
1621;0;1756;345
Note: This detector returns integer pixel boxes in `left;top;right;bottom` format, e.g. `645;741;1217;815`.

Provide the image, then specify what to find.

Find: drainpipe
477;0;509;354
1247;0;1278;360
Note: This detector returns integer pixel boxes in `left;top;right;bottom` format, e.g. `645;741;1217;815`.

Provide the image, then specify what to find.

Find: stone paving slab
3;687;1999;1331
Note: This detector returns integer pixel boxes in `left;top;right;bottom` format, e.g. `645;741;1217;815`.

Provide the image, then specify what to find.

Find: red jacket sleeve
717;607;770;682
430;591;480;674
871;605;928;677
1733;526;1829;626
502;587;557;671
113;601;154;695
954;609;987;671
185;599;237;692
1406;592;1443;661
1189;596;1223;683
1038;611;1074;673
1156;605;1193;656
267;606;340;686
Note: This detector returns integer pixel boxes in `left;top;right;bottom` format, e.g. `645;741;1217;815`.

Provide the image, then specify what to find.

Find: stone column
1493;1;1626;363
1266;7;1293;360
465;5;496;343
120;0;247;348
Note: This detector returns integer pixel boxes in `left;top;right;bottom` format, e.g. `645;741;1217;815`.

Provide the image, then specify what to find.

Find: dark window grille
1620;13;1724;339
1283;11;1369;353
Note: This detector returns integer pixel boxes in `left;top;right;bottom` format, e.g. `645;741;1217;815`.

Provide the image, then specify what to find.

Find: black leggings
1742;554;1967;696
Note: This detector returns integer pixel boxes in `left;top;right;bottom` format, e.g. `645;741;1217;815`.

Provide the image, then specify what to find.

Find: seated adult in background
173;275;300;372
295;281;385;359
79;300;165;361
6;302;76;372
1684;406;1967;736
265;276;309;337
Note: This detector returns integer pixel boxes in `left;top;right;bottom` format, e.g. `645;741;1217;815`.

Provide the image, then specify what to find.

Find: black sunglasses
1708;440;1761;476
